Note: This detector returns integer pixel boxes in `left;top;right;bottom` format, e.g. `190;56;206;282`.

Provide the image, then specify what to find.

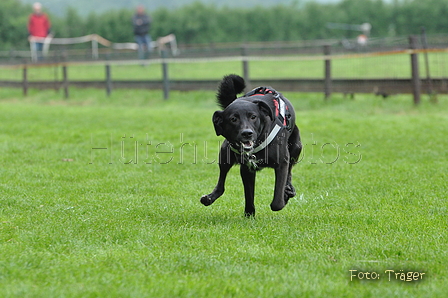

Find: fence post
409;35;421;105
62;64;69;99
105;63;112;97
23;61;28;96
161;50;170;100
242;45;251;91
324;45;332;99
92;39;99;60
421;27;437;103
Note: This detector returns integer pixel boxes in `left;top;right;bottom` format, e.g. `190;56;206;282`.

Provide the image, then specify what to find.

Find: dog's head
213;98;274;152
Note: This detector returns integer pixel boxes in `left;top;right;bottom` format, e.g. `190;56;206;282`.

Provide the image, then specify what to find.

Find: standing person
28;2;51;61
132;5;152;60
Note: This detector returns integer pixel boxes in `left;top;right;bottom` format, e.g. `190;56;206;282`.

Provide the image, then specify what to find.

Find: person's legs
35;42;44;61
135;35;145;60
144;35;152;59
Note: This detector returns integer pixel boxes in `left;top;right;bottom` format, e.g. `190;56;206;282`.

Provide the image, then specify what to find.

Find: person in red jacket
28;2;51;60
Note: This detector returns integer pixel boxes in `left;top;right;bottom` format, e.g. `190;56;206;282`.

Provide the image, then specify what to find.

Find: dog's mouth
241;141;254;152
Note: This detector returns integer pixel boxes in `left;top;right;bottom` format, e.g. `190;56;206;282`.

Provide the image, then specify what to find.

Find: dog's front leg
200;143;235;206
271;160;289;211
240;165;256;217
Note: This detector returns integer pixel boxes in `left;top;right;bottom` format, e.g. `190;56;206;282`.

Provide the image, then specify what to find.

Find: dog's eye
250;114;257;120
230;116;238;123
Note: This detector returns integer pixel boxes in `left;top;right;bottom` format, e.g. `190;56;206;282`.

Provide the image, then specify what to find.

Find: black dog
201;74;302;216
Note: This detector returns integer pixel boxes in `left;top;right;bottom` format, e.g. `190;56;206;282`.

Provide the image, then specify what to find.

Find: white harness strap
252;124;282;153
278;97;286;120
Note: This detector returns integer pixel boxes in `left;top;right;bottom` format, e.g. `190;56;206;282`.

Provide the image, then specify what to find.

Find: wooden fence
1;35;447;104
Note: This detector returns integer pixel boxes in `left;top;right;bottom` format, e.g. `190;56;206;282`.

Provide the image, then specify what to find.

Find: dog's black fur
201;74;302;216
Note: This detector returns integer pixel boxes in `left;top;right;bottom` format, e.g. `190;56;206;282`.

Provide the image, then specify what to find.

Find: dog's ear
212;111;224;136
254;100;274;121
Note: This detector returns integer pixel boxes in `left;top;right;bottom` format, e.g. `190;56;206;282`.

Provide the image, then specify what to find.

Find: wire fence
2;34;448;63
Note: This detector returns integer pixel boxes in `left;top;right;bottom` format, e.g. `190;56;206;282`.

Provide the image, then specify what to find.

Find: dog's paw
284;184;296;204
270;201;285;212
200;195;214;206
285;183;296;198
244;211;255;217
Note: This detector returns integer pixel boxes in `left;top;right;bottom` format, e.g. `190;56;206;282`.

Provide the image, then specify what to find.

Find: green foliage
2;0;448;49
94;9;134;42
0;0;29;49
396;0;448;34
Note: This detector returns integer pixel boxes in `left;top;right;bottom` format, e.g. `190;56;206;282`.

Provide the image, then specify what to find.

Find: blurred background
1;0;447;62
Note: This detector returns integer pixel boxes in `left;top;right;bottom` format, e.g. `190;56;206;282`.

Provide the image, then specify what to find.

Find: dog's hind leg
285;126;302;204
200;143;235;207
240;165;256;217
284;177;296;204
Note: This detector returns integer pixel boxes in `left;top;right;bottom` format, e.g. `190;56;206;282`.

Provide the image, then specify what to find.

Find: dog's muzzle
241;140;254;152
240;129;255;152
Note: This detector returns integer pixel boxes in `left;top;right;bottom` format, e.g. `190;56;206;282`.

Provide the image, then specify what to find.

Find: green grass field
1;51;448;81
0;87;447;297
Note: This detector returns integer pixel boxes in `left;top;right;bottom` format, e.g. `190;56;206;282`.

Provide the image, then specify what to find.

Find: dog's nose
241;129;254;139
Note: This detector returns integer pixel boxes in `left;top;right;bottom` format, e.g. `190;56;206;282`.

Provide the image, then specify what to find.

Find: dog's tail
216;74;246;109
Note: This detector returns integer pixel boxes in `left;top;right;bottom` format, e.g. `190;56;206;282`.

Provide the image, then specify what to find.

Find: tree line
2;0;448;50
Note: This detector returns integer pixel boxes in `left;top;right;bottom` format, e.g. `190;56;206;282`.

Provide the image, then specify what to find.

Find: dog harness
245;87;290;129
229;87;291;171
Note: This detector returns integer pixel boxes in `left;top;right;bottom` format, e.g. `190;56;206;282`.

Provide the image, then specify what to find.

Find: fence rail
1;35;447;104
1;77;447;94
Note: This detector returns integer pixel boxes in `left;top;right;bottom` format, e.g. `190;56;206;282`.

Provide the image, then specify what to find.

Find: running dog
201;74;302;216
